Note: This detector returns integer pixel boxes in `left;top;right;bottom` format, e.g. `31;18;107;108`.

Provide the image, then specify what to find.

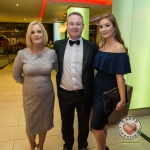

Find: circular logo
117;116;142;140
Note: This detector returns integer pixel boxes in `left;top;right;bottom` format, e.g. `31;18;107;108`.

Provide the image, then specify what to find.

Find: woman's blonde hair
26;21;48;47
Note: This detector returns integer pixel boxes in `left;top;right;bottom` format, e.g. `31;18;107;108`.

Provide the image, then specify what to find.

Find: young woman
90;14;131;150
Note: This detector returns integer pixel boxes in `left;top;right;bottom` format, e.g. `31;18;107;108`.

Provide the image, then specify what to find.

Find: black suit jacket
54;38;98;107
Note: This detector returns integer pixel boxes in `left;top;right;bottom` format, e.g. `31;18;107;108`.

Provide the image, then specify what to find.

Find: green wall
113;0;150;109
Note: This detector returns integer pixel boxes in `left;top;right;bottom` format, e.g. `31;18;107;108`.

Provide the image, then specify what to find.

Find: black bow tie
69;40;80;46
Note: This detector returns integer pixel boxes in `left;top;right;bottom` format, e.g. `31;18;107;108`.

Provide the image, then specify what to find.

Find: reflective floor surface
0;63;150;150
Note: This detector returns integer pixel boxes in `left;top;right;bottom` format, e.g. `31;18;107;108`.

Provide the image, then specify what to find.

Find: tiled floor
0;63;150;150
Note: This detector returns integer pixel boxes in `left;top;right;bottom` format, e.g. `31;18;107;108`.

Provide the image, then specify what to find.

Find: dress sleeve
93;52;131;74
12;51;24;83
52;50;58;72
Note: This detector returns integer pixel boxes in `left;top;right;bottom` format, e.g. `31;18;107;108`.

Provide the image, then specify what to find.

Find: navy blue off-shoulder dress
90;51;131;130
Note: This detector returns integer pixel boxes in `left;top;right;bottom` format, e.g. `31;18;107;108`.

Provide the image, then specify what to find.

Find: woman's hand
116;101;125;110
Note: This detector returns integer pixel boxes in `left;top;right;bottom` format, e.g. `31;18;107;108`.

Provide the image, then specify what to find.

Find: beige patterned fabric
13;48;57;136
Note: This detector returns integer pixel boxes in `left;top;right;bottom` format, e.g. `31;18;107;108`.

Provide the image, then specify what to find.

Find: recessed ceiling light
90;17;100;22
24;18;26;20
16;4;19;6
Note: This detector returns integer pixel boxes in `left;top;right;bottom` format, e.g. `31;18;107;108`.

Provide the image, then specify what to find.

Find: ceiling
0;0;112;30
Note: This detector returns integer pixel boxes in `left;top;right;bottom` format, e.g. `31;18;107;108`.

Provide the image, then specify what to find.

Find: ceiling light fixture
50;0;112;5
39;0;47;21
58;25;66;32
90;17;100;21
16;4;19;6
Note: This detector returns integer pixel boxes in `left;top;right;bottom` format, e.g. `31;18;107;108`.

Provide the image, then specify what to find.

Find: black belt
59;87;83;93
71;89;83;93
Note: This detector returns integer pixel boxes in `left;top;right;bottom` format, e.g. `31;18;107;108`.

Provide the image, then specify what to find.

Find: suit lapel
82;39;90;73
59;39;68;70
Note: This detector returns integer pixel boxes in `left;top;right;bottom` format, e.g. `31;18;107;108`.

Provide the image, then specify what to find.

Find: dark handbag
103;85;128;113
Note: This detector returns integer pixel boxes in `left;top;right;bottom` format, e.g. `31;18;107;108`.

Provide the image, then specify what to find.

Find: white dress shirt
60;37;83;91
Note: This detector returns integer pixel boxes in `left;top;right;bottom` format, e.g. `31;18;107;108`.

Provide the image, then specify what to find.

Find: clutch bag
103;85;128;113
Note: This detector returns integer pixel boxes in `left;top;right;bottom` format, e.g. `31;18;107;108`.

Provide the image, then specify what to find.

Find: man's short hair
67;12;84;23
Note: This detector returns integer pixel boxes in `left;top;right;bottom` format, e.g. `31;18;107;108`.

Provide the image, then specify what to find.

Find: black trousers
58;87;90;149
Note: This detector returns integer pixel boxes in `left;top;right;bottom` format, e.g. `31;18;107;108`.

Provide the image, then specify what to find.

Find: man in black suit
54;12;98;150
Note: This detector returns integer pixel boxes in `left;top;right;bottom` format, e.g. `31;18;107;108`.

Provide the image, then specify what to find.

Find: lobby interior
0;0;150;150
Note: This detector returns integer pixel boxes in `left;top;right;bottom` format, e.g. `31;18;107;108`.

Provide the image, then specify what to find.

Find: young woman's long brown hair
99;13;128;52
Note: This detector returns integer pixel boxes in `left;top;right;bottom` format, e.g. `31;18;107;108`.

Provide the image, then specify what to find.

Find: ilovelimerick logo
117;116;142;140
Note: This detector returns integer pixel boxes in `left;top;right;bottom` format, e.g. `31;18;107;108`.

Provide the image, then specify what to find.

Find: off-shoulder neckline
98;50;127;54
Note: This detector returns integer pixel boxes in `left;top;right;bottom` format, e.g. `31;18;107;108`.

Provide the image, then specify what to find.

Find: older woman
13;21;57;150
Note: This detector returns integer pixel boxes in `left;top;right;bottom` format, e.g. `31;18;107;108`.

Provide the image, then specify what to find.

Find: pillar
53;22;66;42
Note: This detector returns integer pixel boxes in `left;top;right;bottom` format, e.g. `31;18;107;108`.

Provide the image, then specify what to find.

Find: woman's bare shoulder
115;43;126;53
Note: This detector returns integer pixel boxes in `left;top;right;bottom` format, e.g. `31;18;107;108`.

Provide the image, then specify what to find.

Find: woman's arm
12;52;24;84
94;69;97;77
52;50;58;72
116;74;126;110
